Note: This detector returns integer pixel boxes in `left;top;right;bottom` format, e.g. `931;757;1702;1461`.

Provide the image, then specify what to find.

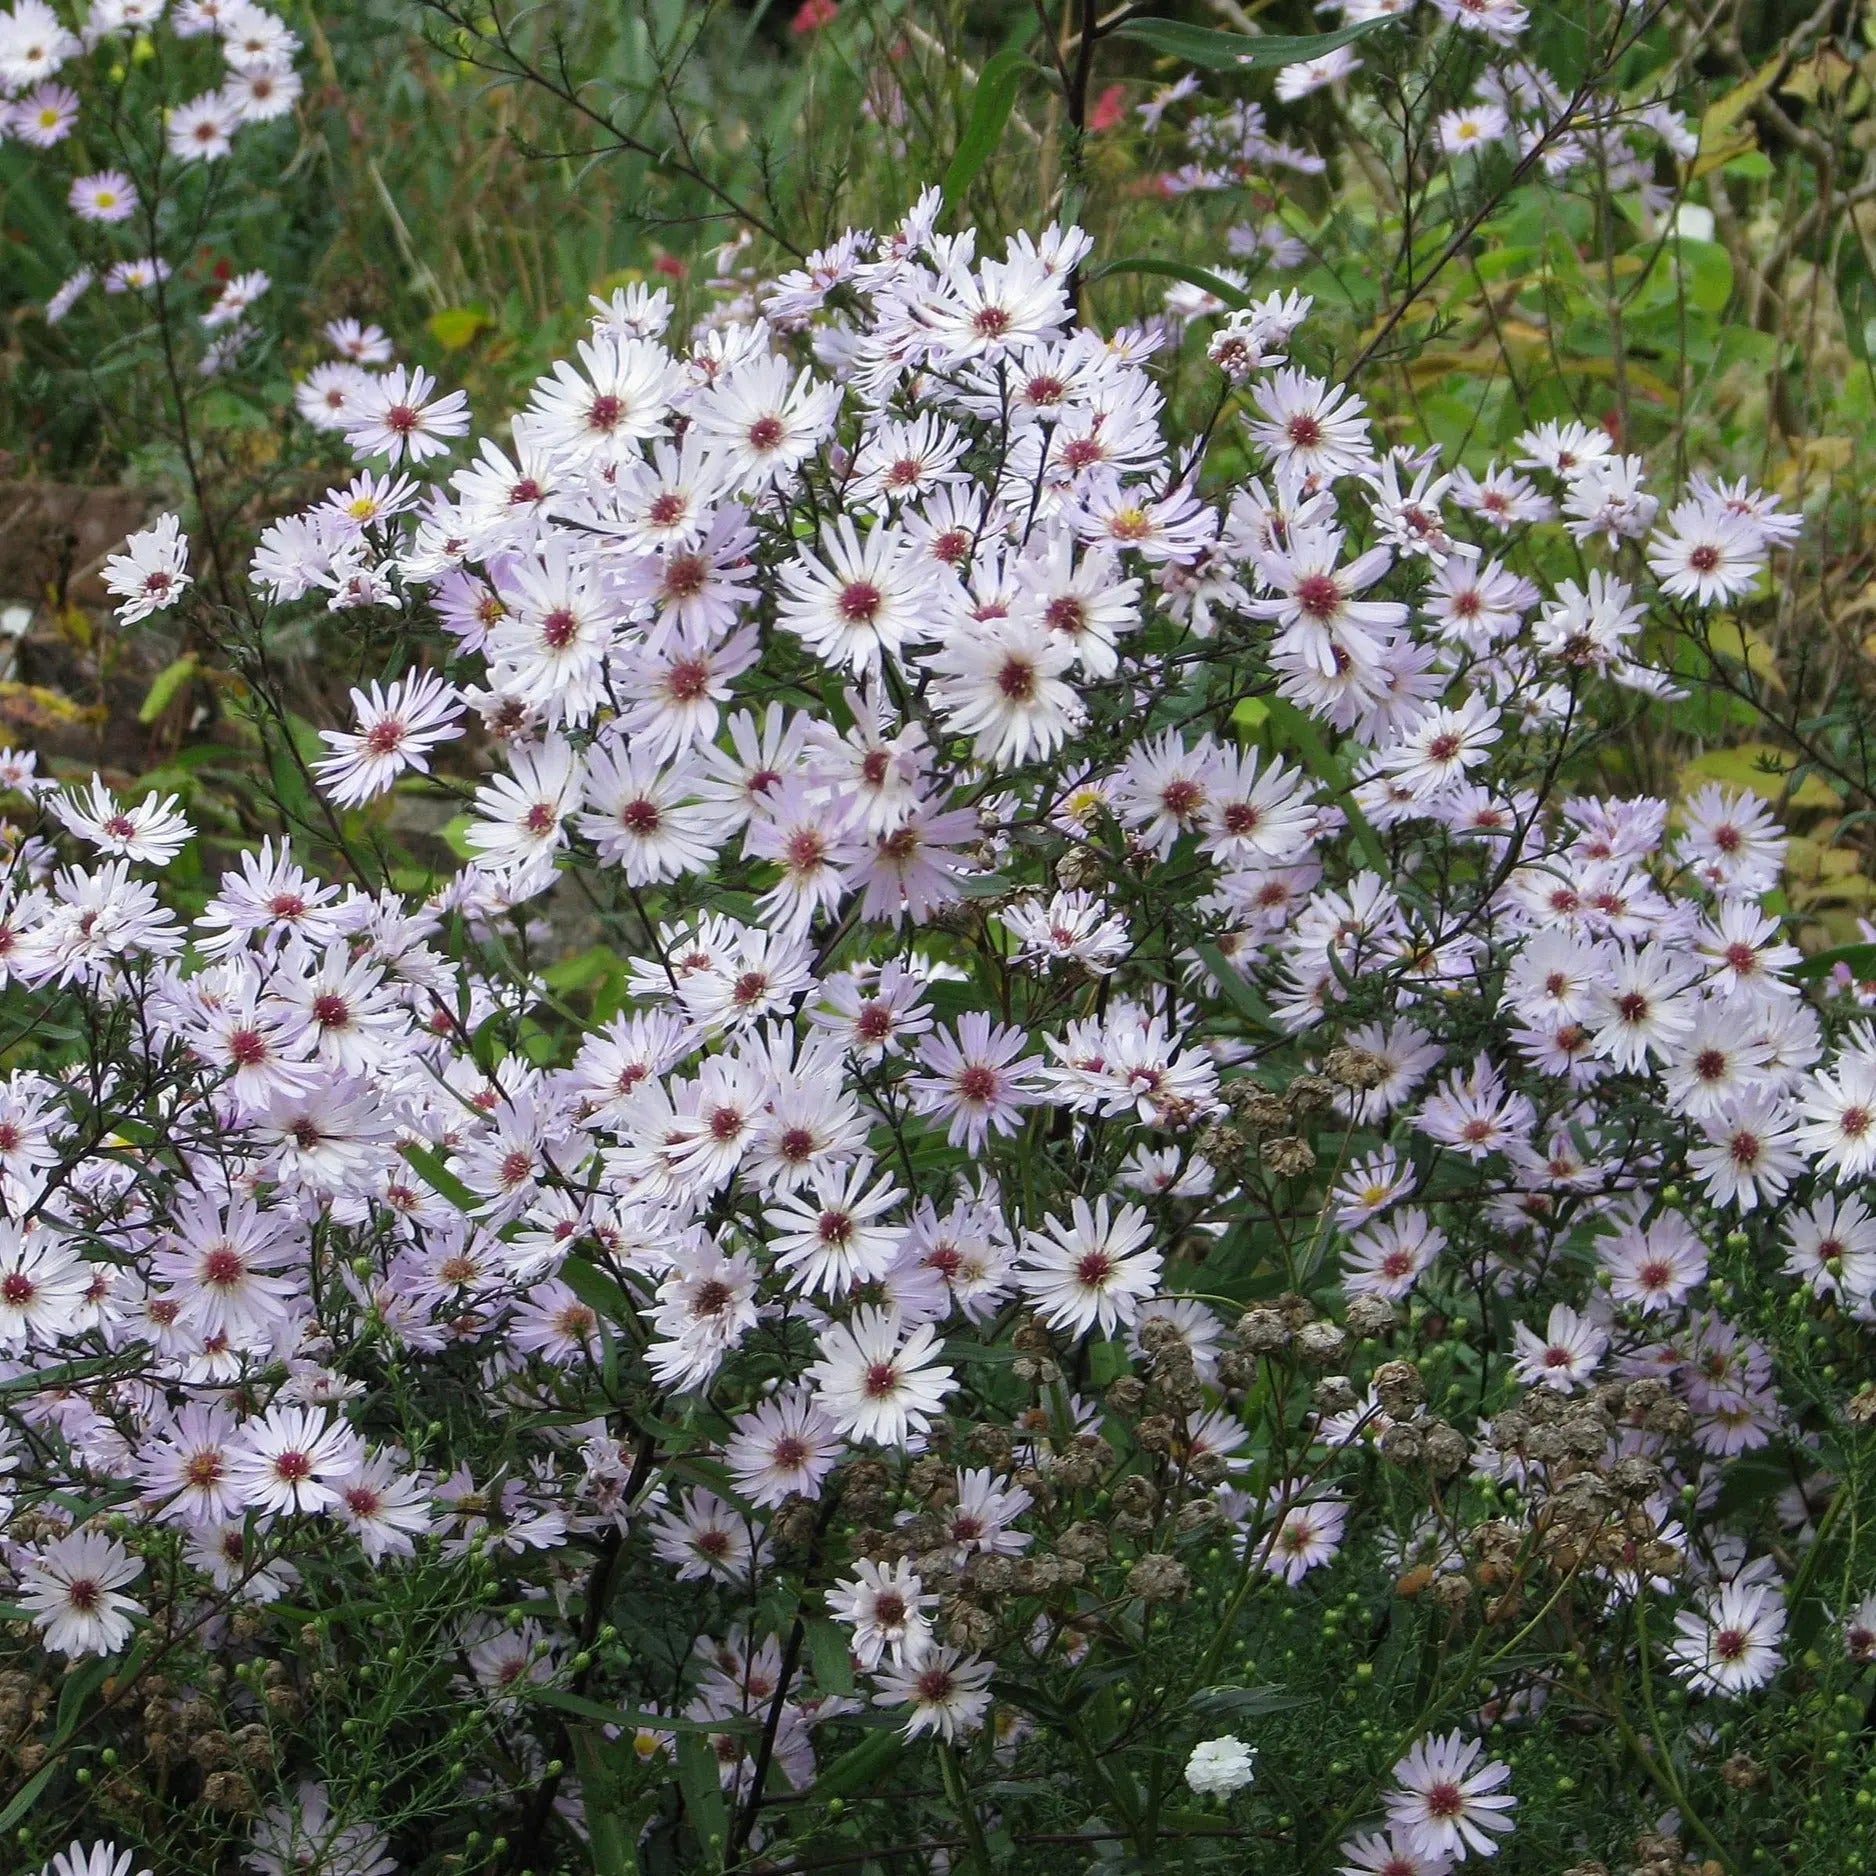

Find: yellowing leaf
426;305;491;352
1693;126;1757;178
1680;742;1840;809
1781;46;1857;102
137;653;198;724
1701;56;1780;137
0;681;105;728
1705;617;1782;690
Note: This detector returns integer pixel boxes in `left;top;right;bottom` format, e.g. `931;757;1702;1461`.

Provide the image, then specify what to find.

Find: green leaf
1083;256;1249;310
0;1760;56;1834
532;1687;735;1736
1792;941;1876;983
942;49;1034;210
677;1730;731;1861
440;813;477;861
587;1790;639;1874
137;653;199;725
264;733;317;838
1195;942;1273;1029
0;1652;120;1828
805;1617;856;1696
55;1654;113;1737
1188;1682;1314;1718
560;1255;635;1328
568;1726;640;1876
1109;14;1393;71
399;1142;482;1215
810;1726;904;1801
955;870;1017;898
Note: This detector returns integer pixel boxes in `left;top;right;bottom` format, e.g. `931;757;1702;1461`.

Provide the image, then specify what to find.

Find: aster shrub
4;5;1876;1876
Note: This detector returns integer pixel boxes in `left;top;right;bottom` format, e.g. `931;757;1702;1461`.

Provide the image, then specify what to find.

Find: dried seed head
1112;1475;1159;1516
1719;1752;1764;1791
1105;1375;1148;1414
1285;1073;1338;1111
1225;1083;1291;1132
1126;1553;1191;1602
967;1424;1014;1465
1344;1294;1397;1339
1421;1422;1468;1479
838;1458;891;1515
203;1770;258;1814
1237;1308;1291;1354
1372;1360;1425;1416
1261;1134;1317;1177
1609;1456;1661;1500
1295;1320;1347;1366
1431;1573;1472;1613
1322;1046;1387;1090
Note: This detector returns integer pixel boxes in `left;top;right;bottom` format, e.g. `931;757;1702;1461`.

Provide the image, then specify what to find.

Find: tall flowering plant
0;163;1868;1876
2;0;310;647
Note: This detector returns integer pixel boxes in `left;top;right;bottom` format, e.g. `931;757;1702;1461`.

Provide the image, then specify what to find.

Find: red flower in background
791;0;837;31
1089;84;1127;133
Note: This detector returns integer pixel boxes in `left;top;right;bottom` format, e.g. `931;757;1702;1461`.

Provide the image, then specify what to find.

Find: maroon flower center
228;1028;269;1068
202;1246;245;1289
838;581;883;625
1294;572;1342;621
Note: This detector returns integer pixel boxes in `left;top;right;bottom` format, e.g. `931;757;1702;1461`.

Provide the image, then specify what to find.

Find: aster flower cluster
1136;0;1699;288
0;184;1867;1874
5;0;300;354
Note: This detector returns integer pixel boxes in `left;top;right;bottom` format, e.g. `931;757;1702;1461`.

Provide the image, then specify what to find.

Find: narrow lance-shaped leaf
942;49;1035;210
1108;15;1396;72
1082;256;1250;310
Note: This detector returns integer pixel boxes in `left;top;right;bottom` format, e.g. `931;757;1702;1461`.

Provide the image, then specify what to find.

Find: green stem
938;1741;994;1876
1628;1594;1744;1876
